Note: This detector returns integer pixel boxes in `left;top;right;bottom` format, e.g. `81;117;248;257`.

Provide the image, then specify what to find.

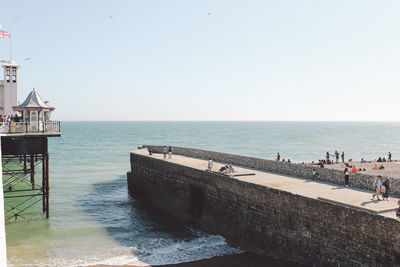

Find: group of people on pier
0;114;23;122
206;158;235;177
162;145;173;159
371;175;391;201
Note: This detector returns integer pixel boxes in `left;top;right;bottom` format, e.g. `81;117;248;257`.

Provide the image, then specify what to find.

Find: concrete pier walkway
141;151;399;219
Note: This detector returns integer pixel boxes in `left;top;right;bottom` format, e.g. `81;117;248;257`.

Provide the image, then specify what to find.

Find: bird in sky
24;53;39;61
208;10;212;16
107;16;114;19
13;17;20;20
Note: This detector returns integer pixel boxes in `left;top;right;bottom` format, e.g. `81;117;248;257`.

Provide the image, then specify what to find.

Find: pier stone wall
141;145;400;195
128;151;400;266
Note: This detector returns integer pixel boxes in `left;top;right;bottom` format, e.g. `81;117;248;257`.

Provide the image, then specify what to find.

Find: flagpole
9;36;12;61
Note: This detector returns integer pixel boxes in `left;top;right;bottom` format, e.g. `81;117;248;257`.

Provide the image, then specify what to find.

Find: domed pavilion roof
13;88;55;111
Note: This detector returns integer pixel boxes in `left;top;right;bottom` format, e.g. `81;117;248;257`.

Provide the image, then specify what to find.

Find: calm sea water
5;121;400;266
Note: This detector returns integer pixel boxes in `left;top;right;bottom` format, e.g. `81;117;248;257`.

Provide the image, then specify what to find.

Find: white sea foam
9;235;240;267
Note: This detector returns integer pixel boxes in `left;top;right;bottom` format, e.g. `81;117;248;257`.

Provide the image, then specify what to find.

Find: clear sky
1;0;399;121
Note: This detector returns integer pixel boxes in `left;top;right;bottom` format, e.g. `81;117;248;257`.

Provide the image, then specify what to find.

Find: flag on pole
0;30;11;40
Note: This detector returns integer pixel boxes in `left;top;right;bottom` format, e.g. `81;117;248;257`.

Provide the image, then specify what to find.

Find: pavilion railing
0;121;61;134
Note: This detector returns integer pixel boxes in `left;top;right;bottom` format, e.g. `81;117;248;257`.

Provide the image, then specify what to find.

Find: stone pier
127;146;400;266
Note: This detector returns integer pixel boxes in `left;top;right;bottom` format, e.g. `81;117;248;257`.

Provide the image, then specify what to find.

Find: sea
5;121;400;266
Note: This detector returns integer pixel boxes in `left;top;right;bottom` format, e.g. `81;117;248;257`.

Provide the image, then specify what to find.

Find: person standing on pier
312;169;317;180
388;152;392;162
344;168;349;187
372;176;383;201
382;179;390;201
276;153;280;161
163;145;167;159
168;146;173;159
208;158;213;173
341;152;345;163
326;152;330;163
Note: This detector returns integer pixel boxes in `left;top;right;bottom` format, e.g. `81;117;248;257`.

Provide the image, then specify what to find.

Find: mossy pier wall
127;146;400;266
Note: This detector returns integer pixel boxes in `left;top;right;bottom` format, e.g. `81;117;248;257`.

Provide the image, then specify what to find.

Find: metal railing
0;121;60;134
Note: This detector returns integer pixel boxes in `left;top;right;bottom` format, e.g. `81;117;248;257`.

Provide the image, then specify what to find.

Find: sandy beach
323;161;400;178
92;252;306;267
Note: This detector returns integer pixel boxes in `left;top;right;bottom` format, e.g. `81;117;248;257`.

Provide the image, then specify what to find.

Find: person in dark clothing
382;179;390;201
344;168;349;186
326;152;330;162
334;150;339;163
341;152;345;163
388;152;392;162
168;146;173;159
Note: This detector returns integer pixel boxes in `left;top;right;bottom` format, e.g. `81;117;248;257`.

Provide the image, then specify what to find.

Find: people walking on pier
168;146;173;159
372;176;383;201
208;158;213;173
276;153;280;161
344;168;349;186
334;150;339;163
341;152;344;163
163;145;167;159
382;179;390;201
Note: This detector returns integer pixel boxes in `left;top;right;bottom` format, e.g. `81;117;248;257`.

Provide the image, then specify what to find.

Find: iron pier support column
45;153;49;218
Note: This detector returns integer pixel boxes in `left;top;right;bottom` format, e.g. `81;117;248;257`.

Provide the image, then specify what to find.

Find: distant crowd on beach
308;150;345;166
275;153;291;163
307;151;394;172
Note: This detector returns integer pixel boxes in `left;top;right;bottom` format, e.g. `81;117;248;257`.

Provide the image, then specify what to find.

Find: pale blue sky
1;0;399;121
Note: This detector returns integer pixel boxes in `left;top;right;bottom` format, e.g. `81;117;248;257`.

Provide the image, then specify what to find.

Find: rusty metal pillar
23;154;27;173
45;153;50;218
30;154;35;189
42;154;46;213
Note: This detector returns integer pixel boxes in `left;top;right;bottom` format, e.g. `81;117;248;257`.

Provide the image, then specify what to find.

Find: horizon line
57;120;400;123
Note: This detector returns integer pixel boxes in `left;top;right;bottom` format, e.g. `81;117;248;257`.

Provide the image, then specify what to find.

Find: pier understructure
1;121;60;222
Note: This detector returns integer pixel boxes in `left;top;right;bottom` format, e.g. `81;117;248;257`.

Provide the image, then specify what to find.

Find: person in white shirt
163;146;167;159
372;176;383;201
208;158;213;173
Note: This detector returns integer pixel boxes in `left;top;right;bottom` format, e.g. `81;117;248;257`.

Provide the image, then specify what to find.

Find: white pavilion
13;88;55;122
